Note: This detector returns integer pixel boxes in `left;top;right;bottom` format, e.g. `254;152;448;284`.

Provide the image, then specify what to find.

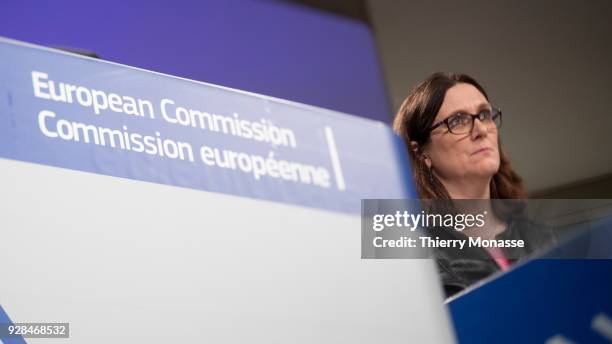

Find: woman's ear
410;141;432;169
409;141;420;155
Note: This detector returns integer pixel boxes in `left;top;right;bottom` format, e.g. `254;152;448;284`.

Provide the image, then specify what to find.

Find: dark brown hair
393;72;526;200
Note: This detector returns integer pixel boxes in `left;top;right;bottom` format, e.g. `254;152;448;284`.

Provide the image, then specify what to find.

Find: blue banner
449;222;612;344
0;38;416;214
0;306;26;344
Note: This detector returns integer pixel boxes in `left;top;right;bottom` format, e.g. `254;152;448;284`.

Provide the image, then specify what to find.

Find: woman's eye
479;110;492;119
452;114;469;125
447;116;462;127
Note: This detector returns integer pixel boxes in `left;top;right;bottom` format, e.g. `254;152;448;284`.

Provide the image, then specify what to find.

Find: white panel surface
0;159;454;343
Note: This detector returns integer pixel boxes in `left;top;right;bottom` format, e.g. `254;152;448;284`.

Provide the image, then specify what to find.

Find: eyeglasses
429;108;502;135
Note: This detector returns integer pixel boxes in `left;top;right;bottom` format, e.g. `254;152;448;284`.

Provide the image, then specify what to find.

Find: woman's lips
472;147;492;155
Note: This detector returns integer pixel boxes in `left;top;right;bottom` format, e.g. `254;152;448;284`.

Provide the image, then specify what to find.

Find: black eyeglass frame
429;108;502;135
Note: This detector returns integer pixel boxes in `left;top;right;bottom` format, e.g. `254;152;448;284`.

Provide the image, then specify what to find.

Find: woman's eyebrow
448;102;492;114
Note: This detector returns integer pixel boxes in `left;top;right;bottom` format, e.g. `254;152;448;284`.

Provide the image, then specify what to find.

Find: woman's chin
470;160;500;177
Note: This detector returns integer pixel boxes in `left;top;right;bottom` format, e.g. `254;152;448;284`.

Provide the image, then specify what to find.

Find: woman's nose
471;117;489;139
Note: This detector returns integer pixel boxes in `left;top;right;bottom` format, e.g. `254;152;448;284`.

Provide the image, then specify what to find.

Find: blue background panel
0;0;391;122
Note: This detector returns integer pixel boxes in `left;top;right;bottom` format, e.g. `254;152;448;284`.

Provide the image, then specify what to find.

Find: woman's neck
435;175;508;239
438;176;492;199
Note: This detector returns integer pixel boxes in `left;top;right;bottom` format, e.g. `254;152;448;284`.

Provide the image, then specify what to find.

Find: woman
393;72;555;298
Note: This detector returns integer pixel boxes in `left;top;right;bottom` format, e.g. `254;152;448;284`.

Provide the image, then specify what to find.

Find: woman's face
424;83;500;183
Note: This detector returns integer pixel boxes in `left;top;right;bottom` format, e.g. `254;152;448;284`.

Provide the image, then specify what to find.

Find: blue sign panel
449;222;612;344
0;38;416;214
0;306;26;344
